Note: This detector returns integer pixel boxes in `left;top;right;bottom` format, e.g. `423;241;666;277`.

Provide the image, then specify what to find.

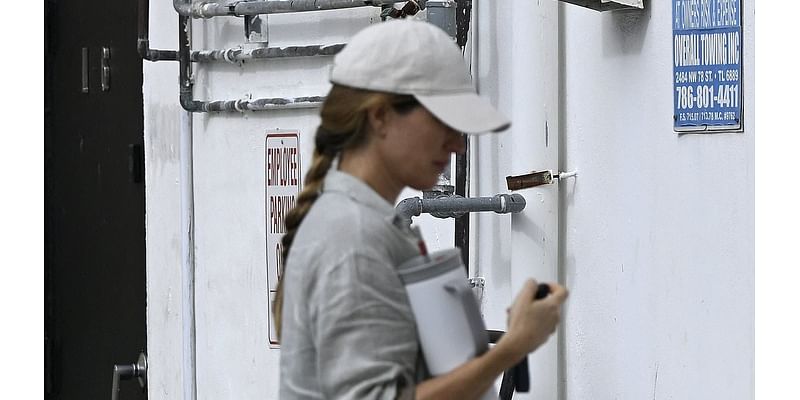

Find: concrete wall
144;1;754;399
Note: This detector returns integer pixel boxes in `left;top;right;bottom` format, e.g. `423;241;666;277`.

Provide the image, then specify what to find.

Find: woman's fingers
518;279;538;303
543;282;569;305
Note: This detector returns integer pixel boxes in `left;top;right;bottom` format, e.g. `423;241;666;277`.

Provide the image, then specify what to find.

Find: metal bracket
244;14;269;47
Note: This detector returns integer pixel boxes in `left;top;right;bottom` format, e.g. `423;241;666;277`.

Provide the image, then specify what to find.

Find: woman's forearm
414;341;523;400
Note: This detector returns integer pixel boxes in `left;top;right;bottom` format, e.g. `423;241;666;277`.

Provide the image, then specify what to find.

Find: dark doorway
45;0;147;398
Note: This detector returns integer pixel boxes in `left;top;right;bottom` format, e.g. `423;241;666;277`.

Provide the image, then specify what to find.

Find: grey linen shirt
279;169;428;400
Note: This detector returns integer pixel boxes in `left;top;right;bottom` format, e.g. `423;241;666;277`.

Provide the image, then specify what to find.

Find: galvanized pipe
141;0;345;63
174;0;402;19
191;43;345;63
178;14;325;112
396;193;526;227
188;96;326;112
138;0;178;60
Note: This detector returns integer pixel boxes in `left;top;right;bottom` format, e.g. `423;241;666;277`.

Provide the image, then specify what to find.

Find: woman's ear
366;103;391;138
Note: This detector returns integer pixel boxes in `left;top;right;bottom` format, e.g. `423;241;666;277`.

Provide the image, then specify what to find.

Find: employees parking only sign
265;131;301;347
673;0;742;131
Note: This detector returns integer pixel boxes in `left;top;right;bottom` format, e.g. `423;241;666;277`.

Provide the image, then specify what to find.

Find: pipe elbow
137;39;148;57
180;96;202;112
173;0;193;16
395;197;422;223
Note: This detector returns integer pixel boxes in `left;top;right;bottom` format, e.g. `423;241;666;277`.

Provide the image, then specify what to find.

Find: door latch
506;170;577;191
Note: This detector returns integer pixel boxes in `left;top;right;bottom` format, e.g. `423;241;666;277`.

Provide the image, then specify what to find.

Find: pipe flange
223;47;241;64
234;98;247;112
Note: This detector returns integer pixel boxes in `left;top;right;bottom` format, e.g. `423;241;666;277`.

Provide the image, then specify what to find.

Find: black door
45;0;147;398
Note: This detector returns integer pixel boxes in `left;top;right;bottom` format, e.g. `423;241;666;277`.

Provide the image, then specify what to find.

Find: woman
276;19;568;400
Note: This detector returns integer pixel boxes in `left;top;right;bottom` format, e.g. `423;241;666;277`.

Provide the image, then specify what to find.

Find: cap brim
415;92;510;134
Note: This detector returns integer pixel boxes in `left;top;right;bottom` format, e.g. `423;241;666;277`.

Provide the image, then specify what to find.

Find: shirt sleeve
309;251;419;400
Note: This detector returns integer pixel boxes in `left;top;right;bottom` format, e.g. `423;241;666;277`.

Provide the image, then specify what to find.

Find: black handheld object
512;283;551;393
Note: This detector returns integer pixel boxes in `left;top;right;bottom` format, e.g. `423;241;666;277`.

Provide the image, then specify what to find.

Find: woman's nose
446;130;467;154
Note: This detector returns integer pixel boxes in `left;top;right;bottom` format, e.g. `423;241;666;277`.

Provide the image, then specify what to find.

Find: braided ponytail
273;85;419;339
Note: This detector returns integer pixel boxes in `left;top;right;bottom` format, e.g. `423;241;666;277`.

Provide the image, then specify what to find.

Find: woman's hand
415;278;568;400
498;279;569;359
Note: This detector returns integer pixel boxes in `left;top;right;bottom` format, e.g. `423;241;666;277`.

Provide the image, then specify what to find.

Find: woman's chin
410;179;442;192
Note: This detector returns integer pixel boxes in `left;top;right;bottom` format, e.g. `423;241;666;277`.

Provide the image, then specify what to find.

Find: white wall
143;1;184;397
144;6;455;400
472;1;753;399
557;2;754;399
145;1;754;399
471;1;561;399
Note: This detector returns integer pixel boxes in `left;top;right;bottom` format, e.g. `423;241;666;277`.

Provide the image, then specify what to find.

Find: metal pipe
141;0;344;62
174;0;402;19
178;16;198;400
189;96;326;112
396;193;526;228
178;12;326;112
138;0;178;61
178;15;201;111
454;139;469;266
190;43;345;63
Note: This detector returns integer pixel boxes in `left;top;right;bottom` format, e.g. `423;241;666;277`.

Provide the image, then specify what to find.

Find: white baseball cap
330;19;510;134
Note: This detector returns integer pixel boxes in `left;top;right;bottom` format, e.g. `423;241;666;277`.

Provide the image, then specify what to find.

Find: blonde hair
272;85;419;339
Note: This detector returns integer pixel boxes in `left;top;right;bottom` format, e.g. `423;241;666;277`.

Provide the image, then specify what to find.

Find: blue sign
673;0;742;131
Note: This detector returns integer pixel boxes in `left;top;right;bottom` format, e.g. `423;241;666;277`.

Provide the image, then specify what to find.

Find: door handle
101;46;111;92
111;352;147;400
82;47;90;93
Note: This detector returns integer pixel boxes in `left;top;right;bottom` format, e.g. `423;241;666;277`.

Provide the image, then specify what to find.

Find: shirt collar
323;168;396;216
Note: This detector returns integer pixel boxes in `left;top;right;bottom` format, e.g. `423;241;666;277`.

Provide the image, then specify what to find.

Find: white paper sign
265;131;301;347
